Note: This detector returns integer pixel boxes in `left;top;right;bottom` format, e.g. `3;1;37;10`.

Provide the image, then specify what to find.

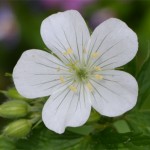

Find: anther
59;76;65;83
69;85;77;92
63;48;73;55
94;66;102;71
91;52;100;58
86;82;93;92
95;74;103;80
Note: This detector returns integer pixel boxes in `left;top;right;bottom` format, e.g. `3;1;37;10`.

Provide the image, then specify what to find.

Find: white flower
13;10;138;134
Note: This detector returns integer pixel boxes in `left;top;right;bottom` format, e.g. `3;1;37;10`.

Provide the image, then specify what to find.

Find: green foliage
0;136;16;150
10;124;150;150
3;119;32;139
125;111;150;134
15;125;83;150
0;100;29;118
137;57;150;109
0;88;28;101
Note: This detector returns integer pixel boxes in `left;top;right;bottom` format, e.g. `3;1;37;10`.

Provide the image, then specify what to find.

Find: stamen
91;52;100;58
94;66;102;71
95;74;103;80
69;85;77;92
63;48;73;55
59;76;65;83
67;61;78;71
86;82;93;92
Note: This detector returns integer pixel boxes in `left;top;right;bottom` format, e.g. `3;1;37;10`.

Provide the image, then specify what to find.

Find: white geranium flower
13;10;138;134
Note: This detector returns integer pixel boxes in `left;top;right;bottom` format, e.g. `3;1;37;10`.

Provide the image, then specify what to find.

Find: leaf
125;110;150;134
137;58;150;108
113;120;131;133
15;125;85;150
92;127;150;149
0;136;16;150
5;119;150;150
131;134;150;146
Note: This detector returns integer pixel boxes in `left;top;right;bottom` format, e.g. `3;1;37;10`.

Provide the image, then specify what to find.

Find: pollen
59;76;65;83
94;66;102;71
69;85;77;92
91;52;100;58
63;48;73;55
86;82;93;92
95;74;103;80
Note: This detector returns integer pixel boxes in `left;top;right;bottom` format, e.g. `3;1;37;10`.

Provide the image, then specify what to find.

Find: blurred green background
0;0;150;90
0;0;150;149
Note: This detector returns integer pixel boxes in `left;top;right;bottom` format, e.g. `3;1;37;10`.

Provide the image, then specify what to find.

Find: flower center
76;68;88;81
67;62;90;82
61;59;104;93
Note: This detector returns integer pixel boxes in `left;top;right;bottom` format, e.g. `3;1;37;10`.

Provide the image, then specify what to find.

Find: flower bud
3;119;32;139
1;88;27;100
0;100;30;118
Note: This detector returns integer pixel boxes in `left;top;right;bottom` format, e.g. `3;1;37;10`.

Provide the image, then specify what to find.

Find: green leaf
131;134;150;146
0;136;16;150
113;120;131;133
15;125;85;150
137;58;150;108
92;127;150;149
125;110;150;133
6;120;150;150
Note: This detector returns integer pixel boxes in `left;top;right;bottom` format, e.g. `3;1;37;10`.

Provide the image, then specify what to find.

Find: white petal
89;70;138;117
13;49;71;98
42;84;91;134
87;18;138;69
41;10;90;63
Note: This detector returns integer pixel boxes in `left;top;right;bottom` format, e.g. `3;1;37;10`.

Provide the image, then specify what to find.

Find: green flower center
68;62;89;82
76;68;88;81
